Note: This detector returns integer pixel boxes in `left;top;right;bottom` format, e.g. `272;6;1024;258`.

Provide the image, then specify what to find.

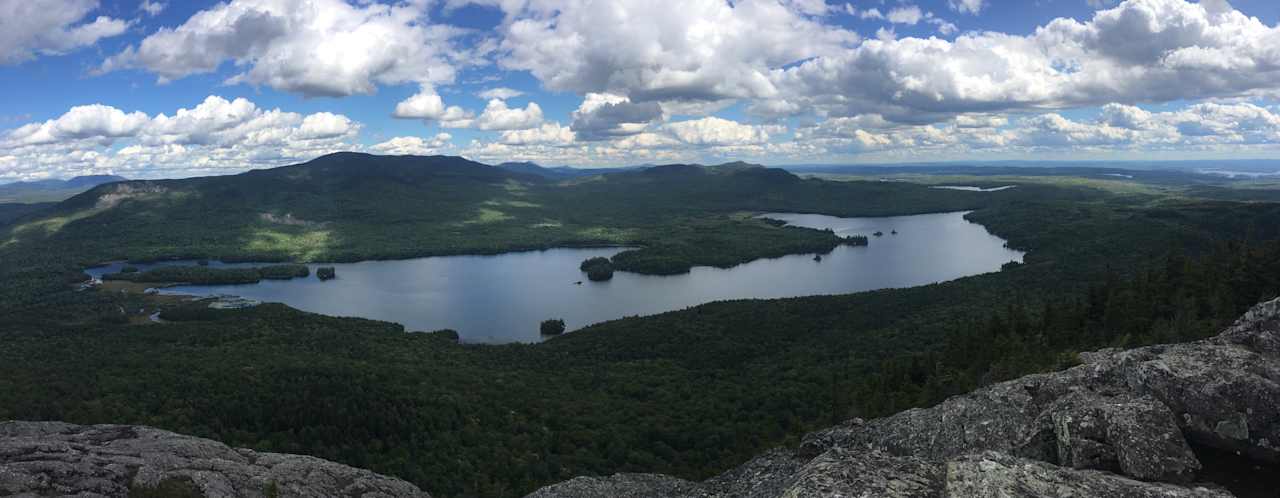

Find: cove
86;211;1023;344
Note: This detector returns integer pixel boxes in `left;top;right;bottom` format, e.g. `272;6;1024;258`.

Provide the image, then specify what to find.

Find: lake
86;211;1023;343
931;185;1017;192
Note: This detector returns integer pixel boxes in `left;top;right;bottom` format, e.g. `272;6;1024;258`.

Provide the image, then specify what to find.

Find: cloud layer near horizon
3;0;1280;180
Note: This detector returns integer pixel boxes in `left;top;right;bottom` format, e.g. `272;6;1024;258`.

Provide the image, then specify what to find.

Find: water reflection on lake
87;211;1023;343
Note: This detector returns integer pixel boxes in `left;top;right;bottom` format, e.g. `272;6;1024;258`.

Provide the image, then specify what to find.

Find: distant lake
931;185;1017;192
86;211;1022;343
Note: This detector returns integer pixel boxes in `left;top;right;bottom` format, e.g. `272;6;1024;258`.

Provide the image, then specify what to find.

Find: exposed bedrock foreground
3;298;1280;497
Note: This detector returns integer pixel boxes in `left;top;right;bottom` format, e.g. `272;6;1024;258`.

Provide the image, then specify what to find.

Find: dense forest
102;264;311;284
1;154;1280;497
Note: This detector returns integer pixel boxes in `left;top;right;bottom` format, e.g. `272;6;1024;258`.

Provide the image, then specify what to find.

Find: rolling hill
0;174;127;203
4;152;990;273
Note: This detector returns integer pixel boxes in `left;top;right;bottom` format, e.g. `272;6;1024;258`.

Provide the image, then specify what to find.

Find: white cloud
947;0;986;15
297;113;357;140
780;100;1280;159
0;96;362;181
139;0;166;16
493;0;858;102
0;0;128;64
100;0;463;97
925;12;959;35
4;105;149;147
370;134;453;155
860;8;885;20
500;122;576;145
663;117;778;146
781;0;832;16
478;87;524;100
393;86;475;127
1098;103;1154;130
475;99;544;130
767;0;1280;124
886;6;923;25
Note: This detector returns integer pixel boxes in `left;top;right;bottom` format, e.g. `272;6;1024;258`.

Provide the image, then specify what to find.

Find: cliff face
529;297;1280;498
0;421;430;497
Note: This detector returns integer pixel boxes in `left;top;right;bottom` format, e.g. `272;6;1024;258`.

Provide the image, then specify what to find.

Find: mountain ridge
0;174;127;204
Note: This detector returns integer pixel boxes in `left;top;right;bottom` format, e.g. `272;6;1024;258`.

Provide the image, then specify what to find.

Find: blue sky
2;0;1280;180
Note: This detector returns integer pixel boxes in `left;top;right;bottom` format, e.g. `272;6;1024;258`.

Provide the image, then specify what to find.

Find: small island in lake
842;234;869;246
579;256;615;281
317;267;337;280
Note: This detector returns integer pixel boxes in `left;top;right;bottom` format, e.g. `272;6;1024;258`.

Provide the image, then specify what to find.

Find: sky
2;0;1280;180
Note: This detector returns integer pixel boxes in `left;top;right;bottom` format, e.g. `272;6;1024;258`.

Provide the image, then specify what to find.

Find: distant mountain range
782;159;1280;174
0;175;127;204
494;161;643;179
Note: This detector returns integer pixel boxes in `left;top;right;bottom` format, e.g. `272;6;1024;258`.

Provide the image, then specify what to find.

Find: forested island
579;257;615;281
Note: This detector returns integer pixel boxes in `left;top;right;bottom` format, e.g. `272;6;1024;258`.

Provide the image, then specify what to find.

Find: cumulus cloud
947;0;986;15
663;117;779;146
370;134;453;155
477;87;524;100
475;99;544;130
500;122;575;146
100;0;462;97
767;0;1280;124
886;6;923;25
781;100;1280;159
0;96;361;181
859;8;885;20
139;0;166;16
0;0;128;64
570;93;664;141
4;105;149;147
492;0;858;102
393;86;475;127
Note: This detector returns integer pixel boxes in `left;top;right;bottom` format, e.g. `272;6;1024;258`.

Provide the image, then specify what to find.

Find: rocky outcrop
530;297;1280;498
0;421;429;498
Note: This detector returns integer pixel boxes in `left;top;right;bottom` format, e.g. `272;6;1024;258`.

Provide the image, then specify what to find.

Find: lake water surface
87;211;1022;343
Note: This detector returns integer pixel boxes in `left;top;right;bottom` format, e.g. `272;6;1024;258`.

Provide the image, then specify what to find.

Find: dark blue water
87;211;1022;343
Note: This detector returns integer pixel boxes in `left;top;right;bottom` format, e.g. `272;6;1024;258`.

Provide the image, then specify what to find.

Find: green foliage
317;266;336;280
1;153;989;279
102;264;310;285
257;264;310;280
158;303;243;322
580;257;614;281
540;319;566;335
0;202;54;226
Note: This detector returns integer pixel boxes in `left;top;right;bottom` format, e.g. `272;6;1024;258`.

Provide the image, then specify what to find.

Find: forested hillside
1;154;1279;497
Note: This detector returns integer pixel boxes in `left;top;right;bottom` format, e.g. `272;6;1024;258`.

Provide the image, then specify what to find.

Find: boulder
0;421;429;498
1046;392;1200;482
523;473;703;498
945;452;1229;498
